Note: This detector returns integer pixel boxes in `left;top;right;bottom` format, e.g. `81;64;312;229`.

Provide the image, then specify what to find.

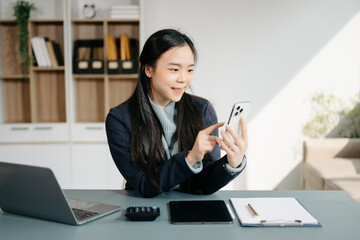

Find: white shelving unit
0;0;140;189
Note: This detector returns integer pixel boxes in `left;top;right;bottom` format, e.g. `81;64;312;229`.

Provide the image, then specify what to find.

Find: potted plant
13;0;35;75
302;91;360;138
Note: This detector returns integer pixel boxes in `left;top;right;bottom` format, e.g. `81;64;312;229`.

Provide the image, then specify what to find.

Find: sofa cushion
303;158;360;189
324;176;360;204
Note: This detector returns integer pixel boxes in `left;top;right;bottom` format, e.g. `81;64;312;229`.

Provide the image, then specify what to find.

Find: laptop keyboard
72;208;99;221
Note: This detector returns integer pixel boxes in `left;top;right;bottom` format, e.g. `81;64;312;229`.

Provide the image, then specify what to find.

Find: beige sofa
302;138;360;204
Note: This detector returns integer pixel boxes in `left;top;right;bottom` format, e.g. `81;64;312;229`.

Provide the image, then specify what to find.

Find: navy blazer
106;95;245;197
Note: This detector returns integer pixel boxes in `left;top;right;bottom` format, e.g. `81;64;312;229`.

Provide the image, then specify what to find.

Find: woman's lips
171;87;184;93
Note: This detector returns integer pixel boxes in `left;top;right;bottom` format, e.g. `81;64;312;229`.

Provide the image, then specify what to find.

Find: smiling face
145;45;195;108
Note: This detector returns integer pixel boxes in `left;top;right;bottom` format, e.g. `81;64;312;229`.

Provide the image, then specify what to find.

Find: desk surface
1;190;360;240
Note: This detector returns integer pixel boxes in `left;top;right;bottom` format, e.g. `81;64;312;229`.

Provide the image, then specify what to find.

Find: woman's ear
145;65;153;78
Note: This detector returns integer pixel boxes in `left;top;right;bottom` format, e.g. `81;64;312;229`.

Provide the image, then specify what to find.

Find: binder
229;197;321;227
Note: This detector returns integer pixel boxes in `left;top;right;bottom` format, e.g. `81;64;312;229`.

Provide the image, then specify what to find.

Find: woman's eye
169;68;179;72
188;69;194;72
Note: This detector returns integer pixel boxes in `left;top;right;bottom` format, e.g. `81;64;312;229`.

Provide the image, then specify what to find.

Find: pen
247;203;259;218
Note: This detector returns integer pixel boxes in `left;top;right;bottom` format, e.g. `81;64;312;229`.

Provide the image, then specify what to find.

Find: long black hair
128;29;204;190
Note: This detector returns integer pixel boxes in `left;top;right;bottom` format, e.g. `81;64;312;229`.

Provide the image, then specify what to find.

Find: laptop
0;162;121;225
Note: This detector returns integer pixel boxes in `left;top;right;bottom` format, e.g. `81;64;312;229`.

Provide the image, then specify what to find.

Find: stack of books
106;34;132;61
106;33;136;74
110;5;139;19
31;37;62;67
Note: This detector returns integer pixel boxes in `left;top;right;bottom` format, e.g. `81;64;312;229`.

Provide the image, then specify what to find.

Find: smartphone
225;101;251;142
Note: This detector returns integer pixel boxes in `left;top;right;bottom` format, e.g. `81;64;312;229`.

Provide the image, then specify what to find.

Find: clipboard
229;197;321;227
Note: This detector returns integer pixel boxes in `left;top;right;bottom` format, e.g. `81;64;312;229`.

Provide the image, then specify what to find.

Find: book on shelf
46;41;59;67
30;37;54;67
38;37;52;67
106;34;118;60
111;5;139;10
45;40;63;67
110;12;140;19
52;42;64;66
110;5;139;19
120;34;131;61
31;37;44;67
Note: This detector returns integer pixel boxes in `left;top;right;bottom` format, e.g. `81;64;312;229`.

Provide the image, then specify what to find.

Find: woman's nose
177;70;188;82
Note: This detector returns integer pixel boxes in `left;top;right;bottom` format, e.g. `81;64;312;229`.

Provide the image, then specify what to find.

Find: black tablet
169;200;233;224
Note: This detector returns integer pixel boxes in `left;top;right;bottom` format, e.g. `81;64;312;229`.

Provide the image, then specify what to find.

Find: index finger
202;122;224;135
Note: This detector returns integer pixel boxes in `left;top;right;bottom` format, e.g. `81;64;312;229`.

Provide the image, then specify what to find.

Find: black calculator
125;206;160;221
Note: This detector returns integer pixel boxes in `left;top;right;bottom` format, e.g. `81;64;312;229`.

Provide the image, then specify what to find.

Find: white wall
141;0;360;190
0;0;63;19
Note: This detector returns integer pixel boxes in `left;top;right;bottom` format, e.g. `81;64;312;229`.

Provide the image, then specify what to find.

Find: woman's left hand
219;117;248;168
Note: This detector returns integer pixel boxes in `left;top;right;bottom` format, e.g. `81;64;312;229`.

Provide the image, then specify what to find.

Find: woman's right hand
186;122;224;166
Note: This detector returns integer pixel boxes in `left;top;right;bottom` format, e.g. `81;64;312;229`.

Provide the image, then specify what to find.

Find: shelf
1;2;140;124
73;74;105;79
72;19;106;23
108;74;138;79
73;73;138;79
106;19;139;23
72;21;103;40
0;75;27;79
71;16;140;122
0;19;16;23
32;66;65;71
72;19;139;23
27;19;65;123
29;19;63;23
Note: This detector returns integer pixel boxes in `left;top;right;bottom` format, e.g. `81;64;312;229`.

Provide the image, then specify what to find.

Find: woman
106;29;248;198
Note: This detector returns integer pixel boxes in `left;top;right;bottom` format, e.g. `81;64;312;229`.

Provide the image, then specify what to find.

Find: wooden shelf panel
76;78;105;122
0;75;27;79
72;22;104;40
107;22;139;40
73;74;138;79
4;79;31;123
108;78;137;109
32;66;65;71
72;19;105;23
0;19;16;23
30;19;63;23
33;71;66;122
106;19;139;23
73;74;105;79
108;74;138;79
0;19;63;23
0;22;23;75
72;19;139;23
